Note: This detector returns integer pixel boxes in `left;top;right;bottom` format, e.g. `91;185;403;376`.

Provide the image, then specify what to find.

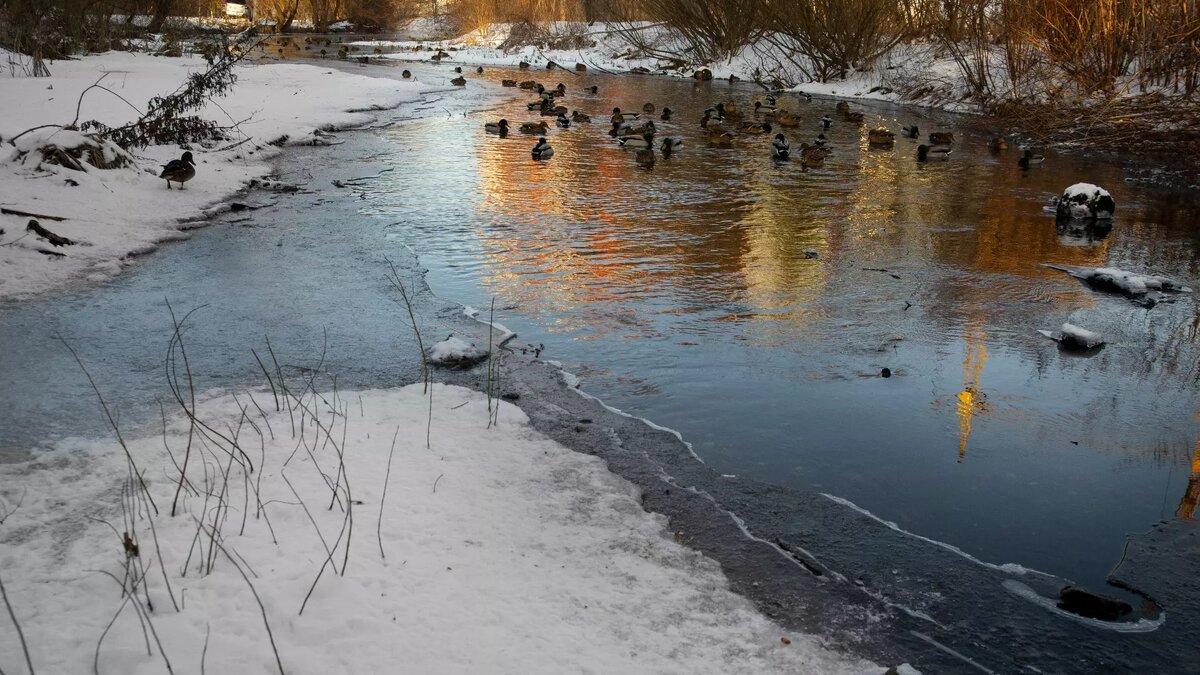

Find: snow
0;51;428;301
1043;264;1193;306
0;384;884;674
1038;323;1105;349
427;335;488;365
1058;183;1115;220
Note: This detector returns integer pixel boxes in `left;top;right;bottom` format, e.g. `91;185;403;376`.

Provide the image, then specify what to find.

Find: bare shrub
761;0;905;82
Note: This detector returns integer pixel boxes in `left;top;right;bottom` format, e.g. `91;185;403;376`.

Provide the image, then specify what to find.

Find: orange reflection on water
1178;440;1200;519
955;323;990;461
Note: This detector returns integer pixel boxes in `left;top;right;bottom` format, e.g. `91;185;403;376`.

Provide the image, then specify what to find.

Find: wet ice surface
2;59;1199;671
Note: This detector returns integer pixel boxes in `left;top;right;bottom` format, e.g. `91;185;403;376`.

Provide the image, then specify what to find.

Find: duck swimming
928;131;955;145
520;121;550;134
531;137;554;160
160;151;196;189
660;137;683;155
1018;148;1044;169
643;102;655;113
989;135;1008;152
740;121;772;134
867;128;895;146
556;113;571;128
820;115;832;129
917;144;951;161
635;145;656;167
660;107;672;121
484;119;509;135
901;125;919;139
571;110;591;123
771;133;790;160
619;132;656;149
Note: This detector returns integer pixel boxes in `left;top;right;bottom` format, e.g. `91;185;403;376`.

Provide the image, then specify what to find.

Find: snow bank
0;52;427;300
0;384;880;674
427;335;488;366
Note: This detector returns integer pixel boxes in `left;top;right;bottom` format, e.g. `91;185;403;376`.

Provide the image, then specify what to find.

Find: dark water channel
2;55;1200;670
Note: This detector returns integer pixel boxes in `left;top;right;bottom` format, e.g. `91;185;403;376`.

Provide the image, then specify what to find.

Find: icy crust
0;52;427;301
0;384;884;674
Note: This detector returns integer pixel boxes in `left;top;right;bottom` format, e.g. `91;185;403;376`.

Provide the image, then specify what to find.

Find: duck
928;131;955;145
1018;148;1044;169
901;125;919;139
843;110;865;124
799;92;813;102
619;132;656;149
740;121;772;134
643;102;655;113
528;100;546;111
454;66;462;73
635;145;655;167
867;128;895;146
402;70;412;79
836;101;850;115
611;107;640;123
588;85;599;94
450;76;466;86
771;133;790;160
715;102;742;122
820;114;832;129
706;129;736;146
989;135;1008;152
571;110;591;123
518;80;537;89
798;143;828;168
917;144;951;161
813;133;828;147
484;119;509;135
775;110;801;127
531;137;554;159
661;107;672;121
477;66;484;74
556;113;571;128
541;103;568;116
520;121;550;134
555;83;566;95
660;137;683;155
754;100;777;115
160;151;196;189
618;120;656;137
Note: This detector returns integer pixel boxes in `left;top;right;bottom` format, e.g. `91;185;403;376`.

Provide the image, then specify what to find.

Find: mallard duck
534;83;546;94
715;102;742;122
917;144;951;161
928;131;955;145
741;121;772;134
868;128;895;146
836;101;850;115
771;133;790;160
476;66;484;74
661;107;672;121
660;137;683;155
571;110;591;123
541;104;567;117
531;137;553;159
820;114;832;129
844;111;865;124
901;125;919;139
1018;148;1044;169
799;92;813;102
813;133;828;147
454;66;462;73
556;113;571;128
484;119;509;135
518;80;537;89
754;100;776;116
160;151;195;189
775;110;800;127
643;102;655;113
588;85;598;94
707;129;736;146
520;121;550;134
619;132;655;149
798;143;828;168
528;101;546;111
450;76;466;86
611;108;640;123
618;120;655;137
635;146;655;167
989;135;1008;151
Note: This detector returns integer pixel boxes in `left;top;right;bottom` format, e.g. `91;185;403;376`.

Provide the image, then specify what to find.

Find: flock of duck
482;79;1048;170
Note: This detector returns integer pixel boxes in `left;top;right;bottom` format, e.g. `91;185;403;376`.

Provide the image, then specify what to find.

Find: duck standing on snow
160;151;196;189
484;119;509;135
1018;148;1045;169
531;137;554;160
771;133;790;160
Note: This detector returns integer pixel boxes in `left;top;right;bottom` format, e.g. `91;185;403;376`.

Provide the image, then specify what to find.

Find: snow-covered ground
357;22;965;107
0;51;427;301
0;383;886;674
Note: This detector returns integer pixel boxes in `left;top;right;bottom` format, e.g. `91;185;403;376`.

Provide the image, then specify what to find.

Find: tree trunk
146;0;174;32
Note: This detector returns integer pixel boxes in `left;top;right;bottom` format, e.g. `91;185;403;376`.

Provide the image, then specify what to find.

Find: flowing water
2;54;1199;670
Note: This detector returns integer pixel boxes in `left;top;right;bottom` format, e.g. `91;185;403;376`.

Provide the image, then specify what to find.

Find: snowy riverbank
0;382;888;673
0;51;427;302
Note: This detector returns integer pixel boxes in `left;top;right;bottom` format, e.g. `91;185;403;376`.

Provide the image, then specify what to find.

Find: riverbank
0;50;428;302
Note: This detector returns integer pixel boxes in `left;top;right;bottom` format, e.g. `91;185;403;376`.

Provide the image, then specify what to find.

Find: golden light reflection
955;323;989;461
1177;439;1200;519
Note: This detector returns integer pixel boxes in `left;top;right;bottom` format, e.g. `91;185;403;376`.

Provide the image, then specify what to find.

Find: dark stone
693;68;713;81
1057;585;1133;621
501;392;520;401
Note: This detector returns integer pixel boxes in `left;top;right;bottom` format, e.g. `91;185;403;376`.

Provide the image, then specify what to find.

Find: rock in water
1057;585;1133;621
1042;263;1191;306
1037;323;1104;350
427;336;488;368
1056;183;1115;221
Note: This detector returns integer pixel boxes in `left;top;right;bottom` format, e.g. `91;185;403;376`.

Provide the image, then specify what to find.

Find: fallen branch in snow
1;207;66;221
26;220;73;247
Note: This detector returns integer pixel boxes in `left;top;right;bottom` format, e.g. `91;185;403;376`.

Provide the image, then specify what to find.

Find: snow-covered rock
1043;264;1192;307
1038;322;1105;350
427;334;488;367
1055;183;1116;221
